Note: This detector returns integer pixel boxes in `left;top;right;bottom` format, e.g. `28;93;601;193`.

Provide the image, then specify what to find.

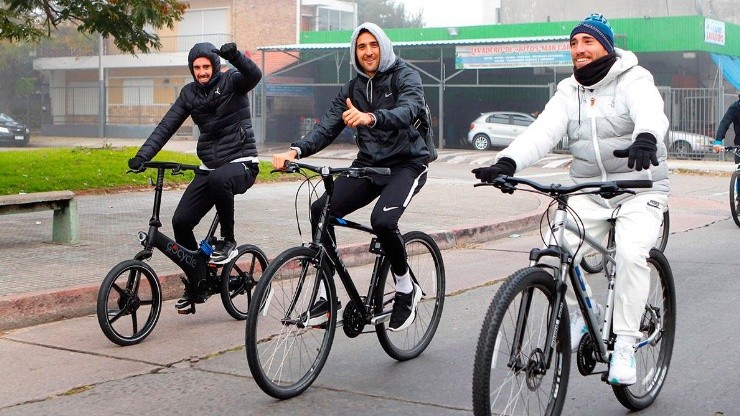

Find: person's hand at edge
471;157;516;183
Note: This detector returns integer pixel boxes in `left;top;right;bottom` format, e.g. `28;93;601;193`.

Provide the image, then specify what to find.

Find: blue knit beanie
570;13;615;54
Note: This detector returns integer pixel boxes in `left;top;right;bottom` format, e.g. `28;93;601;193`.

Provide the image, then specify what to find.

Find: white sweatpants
561;193;668;338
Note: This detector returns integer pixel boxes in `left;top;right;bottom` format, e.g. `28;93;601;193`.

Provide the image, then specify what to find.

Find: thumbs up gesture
342;98;374;128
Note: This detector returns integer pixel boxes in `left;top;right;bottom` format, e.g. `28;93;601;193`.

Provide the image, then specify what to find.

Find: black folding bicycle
96;161;268;346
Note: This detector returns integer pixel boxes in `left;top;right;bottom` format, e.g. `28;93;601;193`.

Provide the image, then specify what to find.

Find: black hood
187;42;221;82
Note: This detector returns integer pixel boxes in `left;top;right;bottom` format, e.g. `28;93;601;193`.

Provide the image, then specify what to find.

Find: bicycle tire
374;231;445;361
96;259;162;346
730;171;740;228
472;267;570;416
219;244;268;320
611;248;676;410
655;209;670;252
244;246;337;399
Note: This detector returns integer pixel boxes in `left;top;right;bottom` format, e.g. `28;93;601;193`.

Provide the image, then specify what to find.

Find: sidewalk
0;136;735;330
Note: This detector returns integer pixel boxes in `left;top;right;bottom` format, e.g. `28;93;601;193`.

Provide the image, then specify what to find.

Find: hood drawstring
366;77;374;104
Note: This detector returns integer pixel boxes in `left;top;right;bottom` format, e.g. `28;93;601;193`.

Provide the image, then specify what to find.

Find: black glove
212;42;240;62
128;156;146;171
613;133;659;171
471;157;516;183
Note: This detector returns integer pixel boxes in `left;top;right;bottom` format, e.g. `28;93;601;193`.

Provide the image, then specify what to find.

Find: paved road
1;206;738;415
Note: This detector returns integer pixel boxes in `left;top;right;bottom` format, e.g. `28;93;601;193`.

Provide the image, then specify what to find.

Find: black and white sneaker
175;290;191;310
389;282;422;332
210;240;237;265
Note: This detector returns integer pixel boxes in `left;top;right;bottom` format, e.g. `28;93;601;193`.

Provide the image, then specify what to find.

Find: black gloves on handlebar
472;157;516;183
212;42;240;62
613;133;658;171
128;156;146;171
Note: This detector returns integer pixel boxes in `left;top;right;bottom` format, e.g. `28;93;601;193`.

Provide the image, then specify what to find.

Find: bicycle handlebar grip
365;167;391;175
614;180;653;189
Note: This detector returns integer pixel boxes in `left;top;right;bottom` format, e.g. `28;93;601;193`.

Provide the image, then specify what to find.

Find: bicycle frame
134;163;217;298
308;169;392;326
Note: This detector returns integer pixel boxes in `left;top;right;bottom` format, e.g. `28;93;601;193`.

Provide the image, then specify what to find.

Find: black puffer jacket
136;42;262;169
717;99;740;142
293;58;429;167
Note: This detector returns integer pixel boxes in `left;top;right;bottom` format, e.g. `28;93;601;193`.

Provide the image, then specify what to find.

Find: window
511;115;533;126
178;8;228;52
488;114;509;124
123;79;154;105
317;8;354;31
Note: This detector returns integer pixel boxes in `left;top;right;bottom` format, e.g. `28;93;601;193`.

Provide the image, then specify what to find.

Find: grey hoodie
350;22;396;78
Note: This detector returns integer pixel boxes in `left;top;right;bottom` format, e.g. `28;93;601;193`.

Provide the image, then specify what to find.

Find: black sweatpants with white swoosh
310;162;428;276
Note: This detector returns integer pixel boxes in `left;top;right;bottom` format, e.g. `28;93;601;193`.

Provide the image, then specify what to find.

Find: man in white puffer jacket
472;13;669;386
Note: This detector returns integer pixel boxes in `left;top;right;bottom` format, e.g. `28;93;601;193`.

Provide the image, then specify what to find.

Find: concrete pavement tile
0;338;158;408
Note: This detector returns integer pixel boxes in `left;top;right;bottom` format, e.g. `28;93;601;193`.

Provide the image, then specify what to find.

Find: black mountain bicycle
96;161;268;346
472;176;675;415
245;161;445;399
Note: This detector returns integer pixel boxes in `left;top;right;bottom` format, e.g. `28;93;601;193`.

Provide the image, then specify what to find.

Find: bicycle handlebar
281;161;391;177
475;175;652;198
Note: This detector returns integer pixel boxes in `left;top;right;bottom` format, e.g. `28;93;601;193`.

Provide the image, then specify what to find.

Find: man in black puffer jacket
272;22;432;333
128;42;262;310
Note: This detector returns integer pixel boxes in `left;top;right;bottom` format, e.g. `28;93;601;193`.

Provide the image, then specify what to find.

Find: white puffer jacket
498;49;669;206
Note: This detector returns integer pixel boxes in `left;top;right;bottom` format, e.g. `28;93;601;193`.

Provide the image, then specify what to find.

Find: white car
466;111;536;151
665;130;714;159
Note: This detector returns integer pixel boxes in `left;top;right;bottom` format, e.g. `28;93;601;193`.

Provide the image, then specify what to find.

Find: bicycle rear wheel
472;267;570;416
654;209;670;252
729;171;740;228
219;244;268;320
612;248;676;410
245;246;336;399
375;231;445;361
96;260;162;346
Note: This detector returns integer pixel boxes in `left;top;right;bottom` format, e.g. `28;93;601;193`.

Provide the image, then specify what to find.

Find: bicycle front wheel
219;244;268;320
472;267;570;416
96;260;162;346
245;246;336;399
375;231;445;361
729;171;740;228
612;248;676;410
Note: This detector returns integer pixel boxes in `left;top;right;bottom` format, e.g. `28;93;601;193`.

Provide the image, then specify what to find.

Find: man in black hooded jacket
128;42;262;310
272;22;432;332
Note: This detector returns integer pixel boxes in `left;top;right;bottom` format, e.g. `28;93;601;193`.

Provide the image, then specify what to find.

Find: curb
0;213;541;331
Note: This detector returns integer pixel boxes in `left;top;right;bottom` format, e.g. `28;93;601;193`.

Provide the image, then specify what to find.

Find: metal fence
28;83;738;160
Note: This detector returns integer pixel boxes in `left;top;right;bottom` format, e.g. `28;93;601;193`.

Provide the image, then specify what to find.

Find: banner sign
704;18;725;46
455;42;571;69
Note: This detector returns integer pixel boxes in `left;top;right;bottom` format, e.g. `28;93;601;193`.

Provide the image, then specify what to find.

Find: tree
0;0;189;54
356;0;424;29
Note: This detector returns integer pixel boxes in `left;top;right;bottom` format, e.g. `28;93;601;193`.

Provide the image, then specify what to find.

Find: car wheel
671;141;691;159
472;134;491;151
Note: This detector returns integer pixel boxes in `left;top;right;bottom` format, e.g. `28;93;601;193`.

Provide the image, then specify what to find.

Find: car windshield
0;113;14;123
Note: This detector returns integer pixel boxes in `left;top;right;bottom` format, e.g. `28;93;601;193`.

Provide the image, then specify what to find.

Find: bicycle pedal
177;307;195;315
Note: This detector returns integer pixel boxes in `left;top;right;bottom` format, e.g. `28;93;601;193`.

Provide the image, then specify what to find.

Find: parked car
466;111;535;151
0;113;30;146
665;130;714;159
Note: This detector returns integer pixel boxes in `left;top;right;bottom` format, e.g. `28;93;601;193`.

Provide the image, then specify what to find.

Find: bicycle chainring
342;298;366;338
576;333;597;376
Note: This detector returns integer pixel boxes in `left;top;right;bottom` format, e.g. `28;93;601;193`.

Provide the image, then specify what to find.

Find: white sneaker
569;303;603;352
609;335;637;385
